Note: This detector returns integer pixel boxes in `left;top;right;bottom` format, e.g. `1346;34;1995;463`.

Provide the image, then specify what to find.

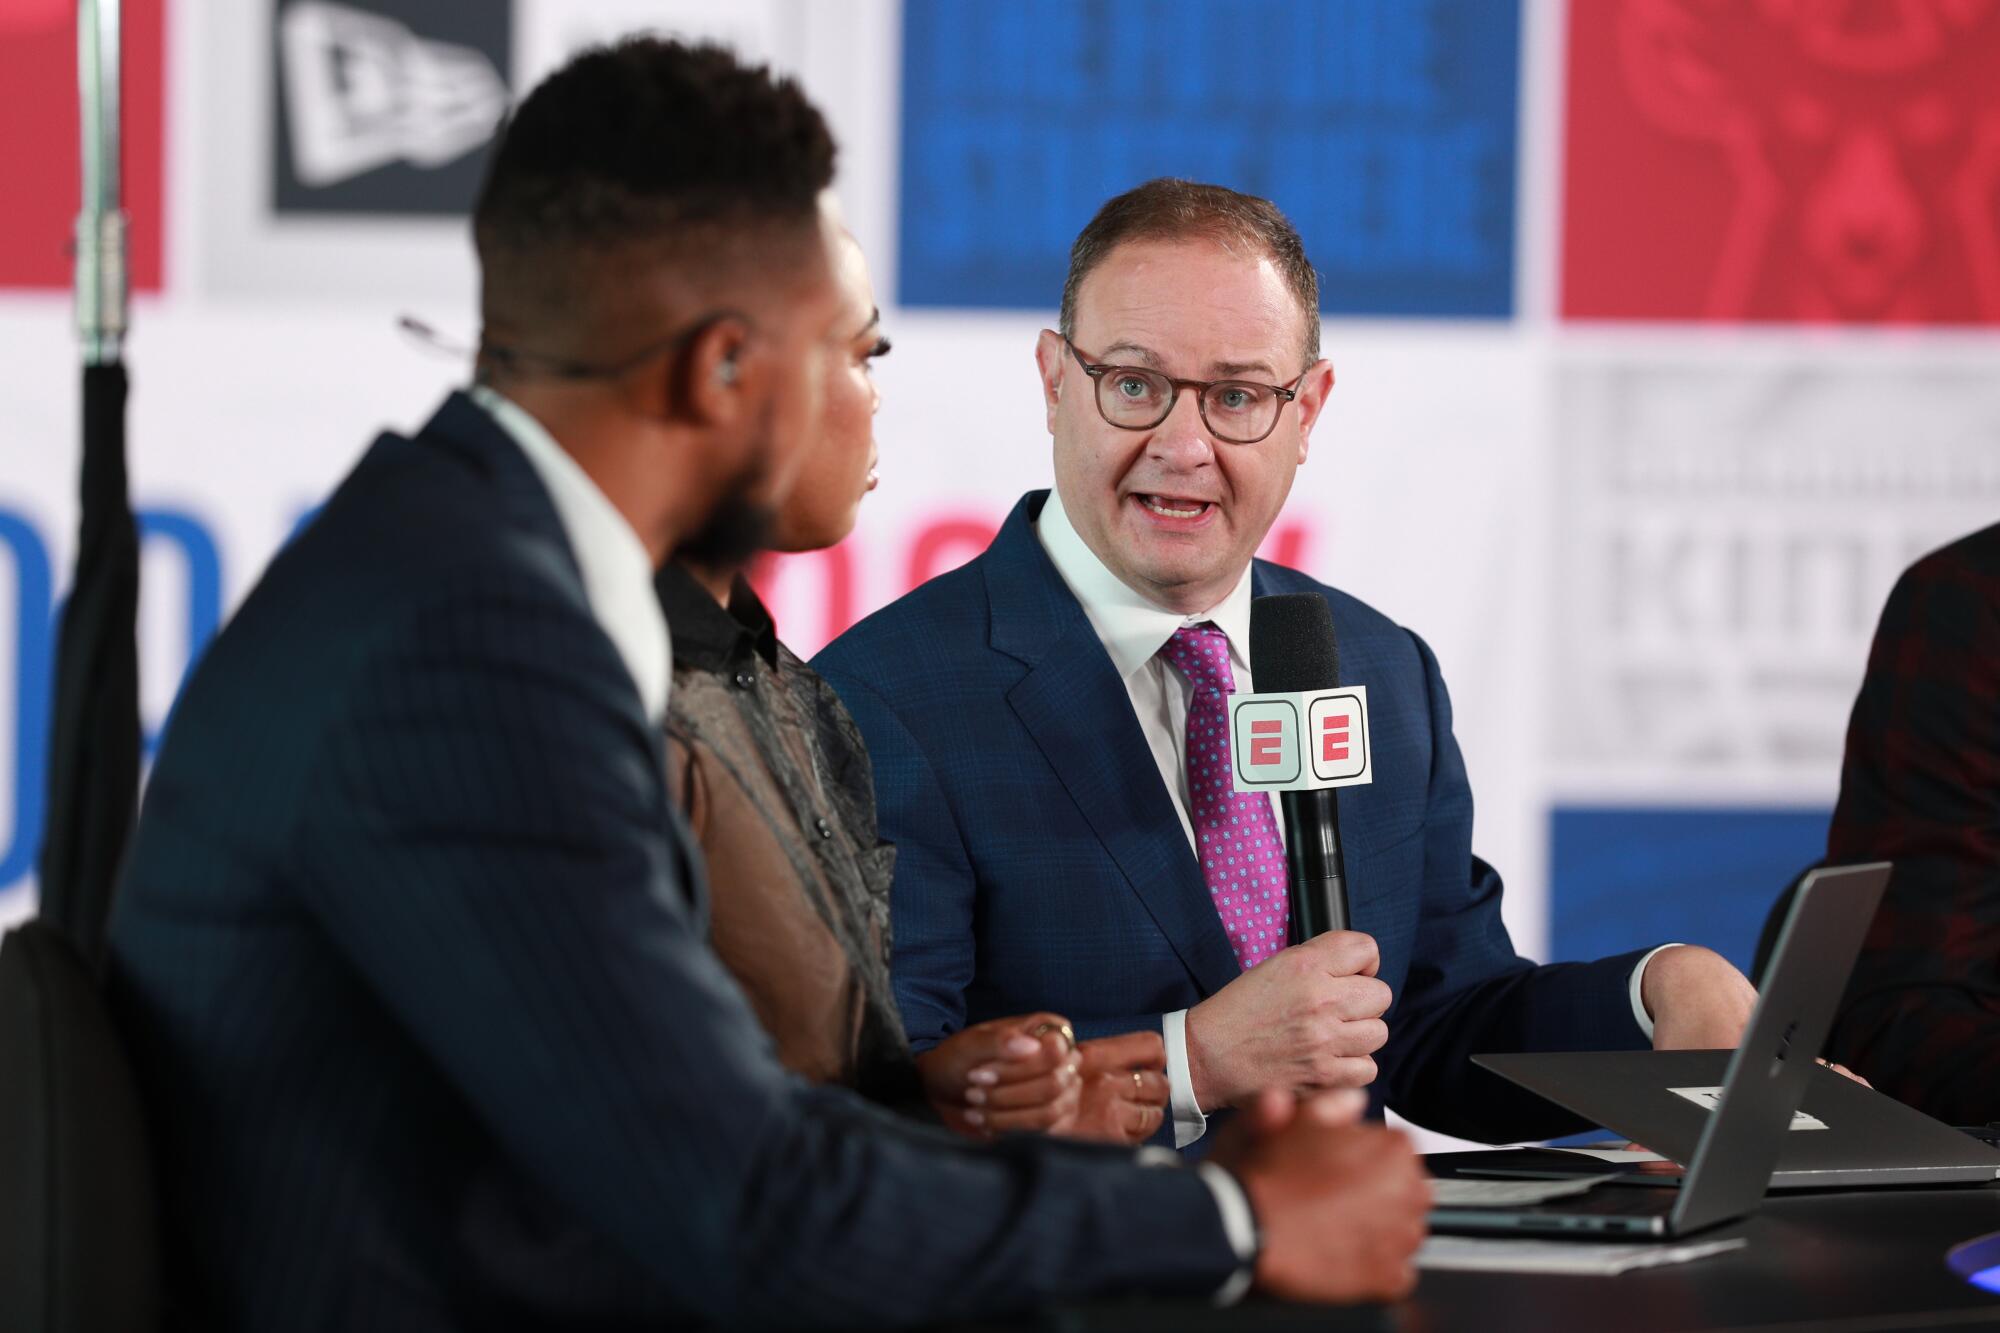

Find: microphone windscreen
1250;593;1341;693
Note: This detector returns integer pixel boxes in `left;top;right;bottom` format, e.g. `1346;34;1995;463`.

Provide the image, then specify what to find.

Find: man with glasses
817;178;1759;1150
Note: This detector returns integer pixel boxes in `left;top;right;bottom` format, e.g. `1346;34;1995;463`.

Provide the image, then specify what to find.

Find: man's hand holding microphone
1185;930;1393;1109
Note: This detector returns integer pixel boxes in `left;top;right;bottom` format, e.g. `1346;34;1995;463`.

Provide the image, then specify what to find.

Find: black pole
38;365;141;970
38;0;139;972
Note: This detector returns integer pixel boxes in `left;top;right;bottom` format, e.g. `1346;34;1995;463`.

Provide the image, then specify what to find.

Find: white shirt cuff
1163;1008;1209;1148
1194;1163;1258;1305
1630;943;1686;1039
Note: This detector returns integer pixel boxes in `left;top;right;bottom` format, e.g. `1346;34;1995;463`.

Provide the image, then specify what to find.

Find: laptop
1430;862;1906;1239
1441;1051;2000;1191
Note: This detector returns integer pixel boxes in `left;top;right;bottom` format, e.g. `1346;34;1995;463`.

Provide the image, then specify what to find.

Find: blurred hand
916;1012;1081;1139
1184;931;1391;1109
1643;946;1759;1051
1208;1088;1430;1305
1059;1030;1169;1145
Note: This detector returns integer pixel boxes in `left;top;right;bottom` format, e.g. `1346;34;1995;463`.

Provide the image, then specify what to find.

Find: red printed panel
0;0;165;291
1563;0;2000;324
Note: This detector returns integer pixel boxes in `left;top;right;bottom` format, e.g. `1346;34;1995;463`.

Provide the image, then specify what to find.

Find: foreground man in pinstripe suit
105;37;1428;1330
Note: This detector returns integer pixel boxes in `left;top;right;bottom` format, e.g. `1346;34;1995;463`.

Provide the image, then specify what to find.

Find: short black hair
473;38;837;340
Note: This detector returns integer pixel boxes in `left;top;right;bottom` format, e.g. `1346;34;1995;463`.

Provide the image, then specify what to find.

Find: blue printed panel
1549;807;1833;978
0;507;227;904
898;0;1520;317
0;510;55;894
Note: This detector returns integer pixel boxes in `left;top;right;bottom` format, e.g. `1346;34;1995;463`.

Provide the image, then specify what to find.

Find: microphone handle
1281;788;1349;939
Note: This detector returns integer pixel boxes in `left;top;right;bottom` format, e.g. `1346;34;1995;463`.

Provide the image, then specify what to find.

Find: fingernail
965;1087;987;1105
964;1109;984;1126
1004;1035;1040;1058
968;1066;999;1086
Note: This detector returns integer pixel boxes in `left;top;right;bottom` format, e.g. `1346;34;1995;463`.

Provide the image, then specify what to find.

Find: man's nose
1146;388;1216;468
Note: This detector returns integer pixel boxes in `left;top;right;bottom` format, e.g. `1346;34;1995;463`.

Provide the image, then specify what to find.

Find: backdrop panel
5;0;1999;1045
1563;0;2000;324
899;0;1521;317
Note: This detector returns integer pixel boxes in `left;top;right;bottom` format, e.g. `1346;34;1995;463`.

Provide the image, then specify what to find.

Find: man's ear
677;316;757;425
1292;359;1335;465
1033;329;1067;436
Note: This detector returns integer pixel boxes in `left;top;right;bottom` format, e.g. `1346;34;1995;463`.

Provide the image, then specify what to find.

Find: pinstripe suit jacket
814;491;1654;1147
106;399;1237;1331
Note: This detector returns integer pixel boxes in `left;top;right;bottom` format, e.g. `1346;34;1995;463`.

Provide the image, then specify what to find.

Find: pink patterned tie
1158;624;1290;971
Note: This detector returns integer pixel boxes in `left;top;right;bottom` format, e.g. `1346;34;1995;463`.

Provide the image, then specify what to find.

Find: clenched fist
1185;931;1392;1109
1062;1029;1170;1145
916;1012;1081;1139
1208;1088;1430;1305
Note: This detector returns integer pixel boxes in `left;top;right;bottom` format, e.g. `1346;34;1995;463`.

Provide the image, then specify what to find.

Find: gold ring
1031;1020;1077;1051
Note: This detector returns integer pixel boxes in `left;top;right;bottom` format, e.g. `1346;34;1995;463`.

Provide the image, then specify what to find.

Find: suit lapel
988;496;1242;997
412;392;610;604
415;393;697;913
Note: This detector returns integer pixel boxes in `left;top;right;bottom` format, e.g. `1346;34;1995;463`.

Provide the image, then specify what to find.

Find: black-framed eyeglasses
1063;336;1304;444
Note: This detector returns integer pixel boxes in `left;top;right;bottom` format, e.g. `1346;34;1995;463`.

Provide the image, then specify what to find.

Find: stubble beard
674;408;779;567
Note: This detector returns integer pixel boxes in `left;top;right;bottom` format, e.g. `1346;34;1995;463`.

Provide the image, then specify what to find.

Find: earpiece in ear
716;359;738;386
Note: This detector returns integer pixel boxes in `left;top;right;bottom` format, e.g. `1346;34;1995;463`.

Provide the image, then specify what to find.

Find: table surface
961;1170;2000;1333
1402;1180;2000;1333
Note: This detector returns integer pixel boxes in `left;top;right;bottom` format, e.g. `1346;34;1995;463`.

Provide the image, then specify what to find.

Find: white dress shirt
1035;487;1671;1147
470;386;672;725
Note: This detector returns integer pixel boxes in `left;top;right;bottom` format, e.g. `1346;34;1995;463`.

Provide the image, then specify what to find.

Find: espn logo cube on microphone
1227;687;1373;792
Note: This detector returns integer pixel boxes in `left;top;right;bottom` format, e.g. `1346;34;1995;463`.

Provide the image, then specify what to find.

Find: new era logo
278;1;507;191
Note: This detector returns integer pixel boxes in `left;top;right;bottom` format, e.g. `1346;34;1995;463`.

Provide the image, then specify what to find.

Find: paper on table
1416;1236;1745;1275
1552;1147;1669;1164
1430;1174;1621;1208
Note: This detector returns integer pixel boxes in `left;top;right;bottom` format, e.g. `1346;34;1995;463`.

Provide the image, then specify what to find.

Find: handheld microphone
1249;593;1349;940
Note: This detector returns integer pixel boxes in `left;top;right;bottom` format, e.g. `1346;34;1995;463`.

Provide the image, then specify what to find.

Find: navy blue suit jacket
107;405;1236;1331
815;492;1654;1146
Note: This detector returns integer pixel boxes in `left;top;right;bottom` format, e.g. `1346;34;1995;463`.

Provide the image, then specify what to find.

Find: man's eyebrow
1210;358;1279;380
1098;340;1165;367
1096;341;1279;380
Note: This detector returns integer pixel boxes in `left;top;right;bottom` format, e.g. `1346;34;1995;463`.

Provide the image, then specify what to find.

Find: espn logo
1228;687;1373;793
1319;708;1352;763
1247;718;1285;766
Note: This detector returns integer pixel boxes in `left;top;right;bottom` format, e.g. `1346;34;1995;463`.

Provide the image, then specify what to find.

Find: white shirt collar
1035;485;1255;680
469;385;672;724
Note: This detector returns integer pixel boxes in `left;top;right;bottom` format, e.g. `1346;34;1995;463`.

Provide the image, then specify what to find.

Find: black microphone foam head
1250;593;1341;692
